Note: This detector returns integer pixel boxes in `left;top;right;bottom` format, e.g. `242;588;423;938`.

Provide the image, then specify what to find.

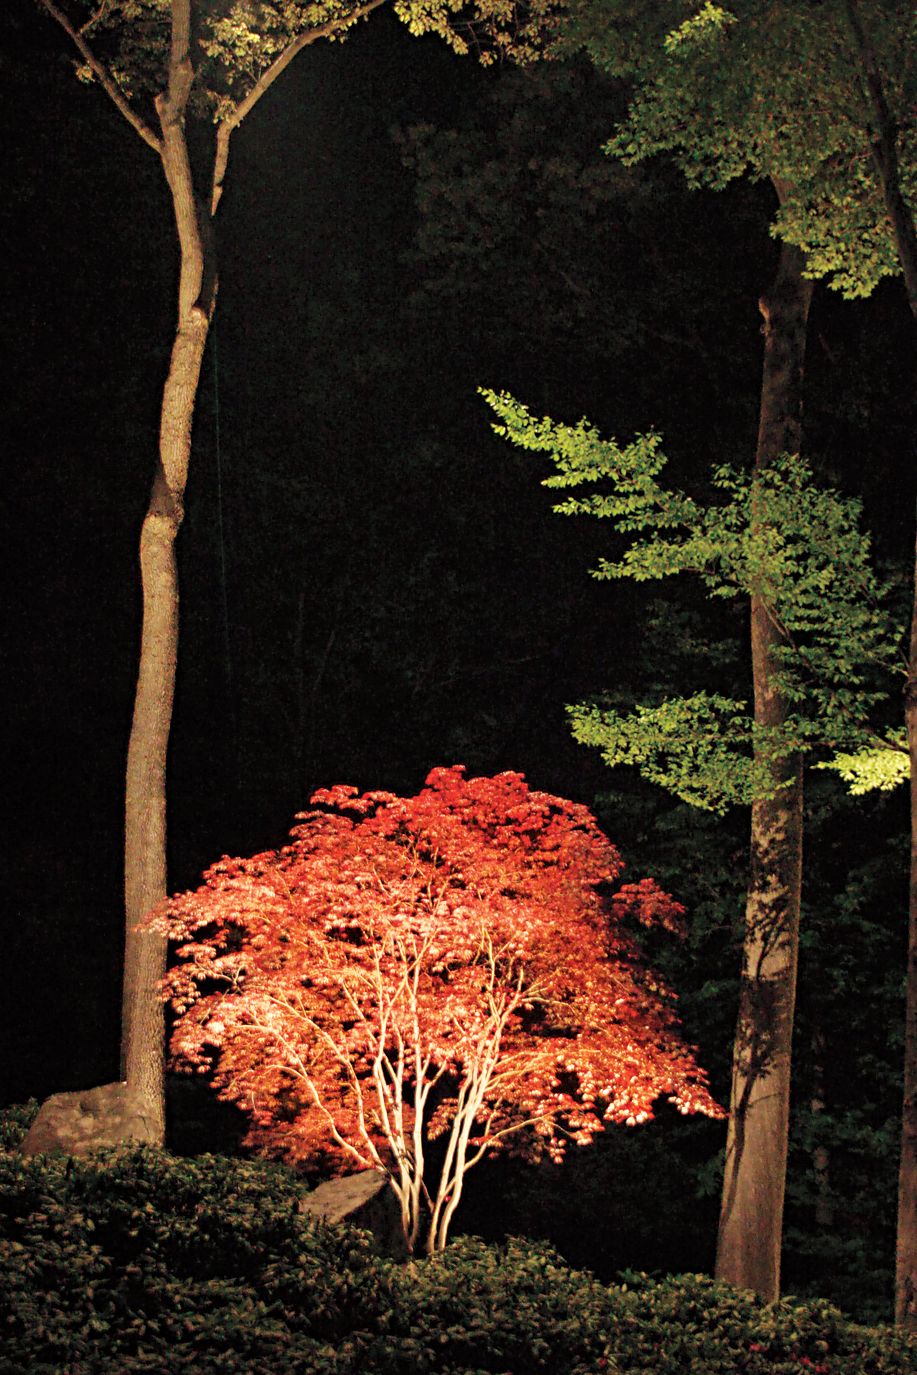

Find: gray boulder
298;1170;406;1257
20;1082;160;1156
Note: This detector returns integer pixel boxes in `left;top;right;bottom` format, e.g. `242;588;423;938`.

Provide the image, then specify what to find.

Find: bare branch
35;0;162;153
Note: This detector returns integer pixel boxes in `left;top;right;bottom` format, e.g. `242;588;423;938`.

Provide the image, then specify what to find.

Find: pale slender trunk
716;237;812;1301
121;35;215;1139
121;315;209;1134
37;0;389;1152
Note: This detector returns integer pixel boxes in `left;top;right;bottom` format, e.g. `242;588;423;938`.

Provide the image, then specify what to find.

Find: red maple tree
155;766;722;1253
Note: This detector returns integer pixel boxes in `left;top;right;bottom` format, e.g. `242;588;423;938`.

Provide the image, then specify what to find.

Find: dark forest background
2;3;914;1321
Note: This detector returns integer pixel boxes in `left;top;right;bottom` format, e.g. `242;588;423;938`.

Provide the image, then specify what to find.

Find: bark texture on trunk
121;12;214;1141
121;319;209;1136
843;1;917;1329
898;553;917;1327
715;238;812;1302
38;0;386;1157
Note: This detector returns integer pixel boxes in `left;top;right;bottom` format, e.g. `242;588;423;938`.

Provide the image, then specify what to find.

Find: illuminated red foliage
155;766;722;1251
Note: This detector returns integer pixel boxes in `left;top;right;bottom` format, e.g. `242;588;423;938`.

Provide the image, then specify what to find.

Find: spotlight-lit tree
532;0;915;1311
155;766;722;1254
33;0;564;1143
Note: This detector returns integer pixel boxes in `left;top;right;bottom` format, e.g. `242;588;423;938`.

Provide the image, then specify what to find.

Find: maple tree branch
427;962;514;1247
431;1068;494;1251
35;0;162;152
210;0;390;215
257;999;385;1172
320;945;415;1177
370;1034;402;1156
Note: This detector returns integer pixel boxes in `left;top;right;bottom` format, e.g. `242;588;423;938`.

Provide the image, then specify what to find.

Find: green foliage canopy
482;388;905;811
44;0;567;164
564;0;917;297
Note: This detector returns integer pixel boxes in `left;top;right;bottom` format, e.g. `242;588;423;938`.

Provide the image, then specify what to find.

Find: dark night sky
2;3;913;1122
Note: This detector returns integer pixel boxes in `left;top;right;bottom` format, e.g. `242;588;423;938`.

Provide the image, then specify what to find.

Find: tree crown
155;765;720;1247
43;0;566;128
566;0;916;296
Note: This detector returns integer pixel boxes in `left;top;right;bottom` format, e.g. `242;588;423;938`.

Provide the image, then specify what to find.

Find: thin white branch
257;994;388;1171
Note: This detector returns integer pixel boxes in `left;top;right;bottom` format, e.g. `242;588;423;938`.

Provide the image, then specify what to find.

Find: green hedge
0;1098;39;1152
0;1142;393;1374
0;1106;913;1375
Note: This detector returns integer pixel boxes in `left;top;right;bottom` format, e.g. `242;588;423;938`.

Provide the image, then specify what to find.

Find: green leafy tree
529;0;915;1313
484;386;903;1305
32;0;563;1144
835;2;917;1331
568;0;915;302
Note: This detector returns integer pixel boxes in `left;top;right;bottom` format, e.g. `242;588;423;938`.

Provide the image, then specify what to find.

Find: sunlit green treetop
564;0;916;297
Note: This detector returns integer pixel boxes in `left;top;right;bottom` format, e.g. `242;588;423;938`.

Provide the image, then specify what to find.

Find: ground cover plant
1;1108;915;1375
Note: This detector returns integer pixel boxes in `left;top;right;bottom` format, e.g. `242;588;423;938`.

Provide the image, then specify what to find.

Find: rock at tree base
20;1082;160;1156
298;1170;406;1257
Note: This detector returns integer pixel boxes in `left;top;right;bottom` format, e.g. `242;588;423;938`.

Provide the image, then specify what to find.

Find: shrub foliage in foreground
0;1130;914;1374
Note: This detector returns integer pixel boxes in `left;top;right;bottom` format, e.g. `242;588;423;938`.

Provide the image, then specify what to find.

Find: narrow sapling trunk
716;237;812;1301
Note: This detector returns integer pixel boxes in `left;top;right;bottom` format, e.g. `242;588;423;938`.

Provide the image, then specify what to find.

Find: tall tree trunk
121;316;209;1136
842;2;917;1324
900;572;917;1326
36;0;386;1153
715;237;812;1301
121;23;214;1140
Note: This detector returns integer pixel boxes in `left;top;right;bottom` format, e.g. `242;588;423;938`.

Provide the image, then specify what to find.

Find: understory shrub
0;1111;914;1375
599;1269;914;1374
0;1098;38;1151
0;1140;393;1375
